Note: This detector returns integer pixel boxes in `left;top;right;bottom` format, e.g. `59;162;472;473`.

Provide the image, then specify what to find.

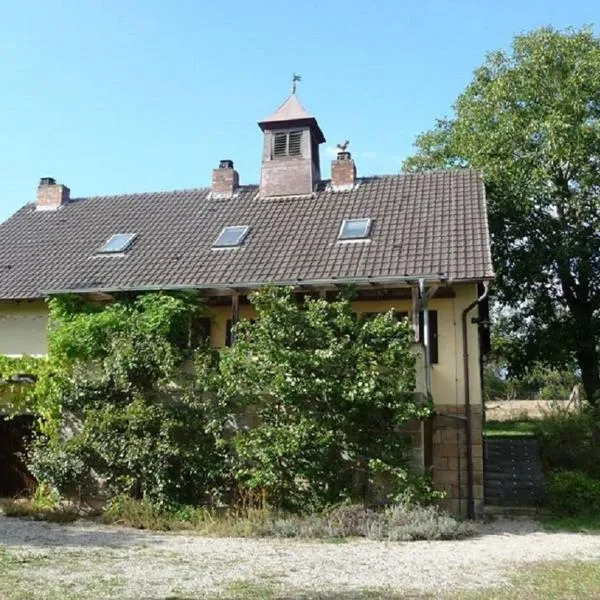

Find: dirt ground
1;514;599;599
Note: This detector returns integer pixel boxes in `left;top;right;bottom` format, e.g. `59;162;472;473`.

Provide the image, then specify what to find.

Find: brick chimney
331;151;356;191
212;160;239;198
36;177;70;210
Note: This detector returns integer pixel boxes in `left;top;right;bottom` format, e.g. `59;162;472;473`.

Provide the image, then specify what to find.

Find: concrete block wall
431;404;484;517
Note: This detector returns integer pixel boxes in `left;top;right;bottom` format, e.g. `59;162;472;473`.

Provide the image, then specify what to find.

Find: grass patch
0;499;79;523
457;560;600;599
102;495;474;541
484;419;538;438
540;514;600;532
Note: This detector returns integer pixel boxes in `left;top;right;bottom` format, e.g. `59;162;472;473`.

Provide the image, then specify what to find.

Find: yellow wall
0;301;49;357
0;284;483;407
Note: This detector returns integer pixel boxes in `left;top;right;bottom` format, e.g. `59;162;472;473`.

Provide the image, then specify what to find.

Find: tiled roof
258;94;326;143
0;170;493;299
260;94;315;124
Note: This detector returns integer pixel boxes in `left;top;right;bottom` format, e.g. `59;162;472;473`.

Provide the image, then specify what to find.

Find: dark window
272;130;303;157
288;130;302;155
226;319;233;347
273;133;287;157
191;317;211;347
419;310;439;364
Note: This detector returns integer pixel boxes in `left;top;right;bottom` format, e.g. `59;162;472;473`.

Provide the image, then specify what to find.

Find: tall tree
404;27;600;403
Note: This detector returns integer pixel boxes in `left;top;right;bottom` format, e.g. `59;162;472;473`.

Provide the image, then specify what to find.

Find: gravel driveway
1;515;600;598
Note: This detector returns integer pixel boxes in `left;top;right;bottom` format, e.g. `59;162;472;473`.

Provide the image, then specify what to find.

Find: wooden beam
231;294;240;345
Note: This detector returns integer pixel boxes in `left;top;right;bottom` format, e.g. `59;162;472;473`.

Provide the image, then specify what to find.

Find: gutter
40;274;448;296
462;281;490;519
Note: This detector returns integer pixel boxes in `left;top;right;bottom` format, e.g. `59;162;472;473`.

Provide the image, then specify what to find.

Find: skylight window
213;226;249;248
339;218;372;240
98;233;137;254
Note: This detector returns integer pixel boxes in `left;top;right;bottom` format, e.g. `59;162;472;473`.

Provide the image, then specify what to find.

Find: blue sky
0;1;598;222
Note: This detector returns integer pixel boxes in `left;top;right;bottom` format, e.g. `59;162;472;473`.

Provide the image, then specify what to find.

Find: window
213;226;249;248
419;310;439;364
272;130;303;158
98;233;136;254
339;218;372;240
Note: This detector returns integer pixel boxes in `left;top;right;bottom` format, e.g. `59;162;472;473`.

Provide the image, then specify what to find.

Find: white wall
0;301;49;356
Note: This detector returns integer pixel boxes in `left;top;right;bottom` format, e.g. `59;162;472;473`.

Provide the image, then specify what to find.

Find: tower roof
258;94;325;143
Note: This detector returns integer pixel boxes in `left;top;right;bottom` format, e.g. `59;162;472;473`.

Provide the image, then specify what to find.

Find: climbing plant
28;292;226;506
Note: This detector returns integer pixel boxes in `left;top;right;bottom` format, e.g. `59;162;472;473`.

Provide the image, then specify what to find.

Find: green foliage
26;287;430;512
218;287;431;511
404;26;600;403
545;470;600;517
30;292;225;507
484;363;580;402
534;406;600;477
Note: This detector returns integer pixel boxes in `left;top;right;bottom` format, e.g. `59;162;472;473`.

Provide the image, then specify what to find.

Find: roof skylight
339;218;372;240
98;233;137;254
213;225;249;248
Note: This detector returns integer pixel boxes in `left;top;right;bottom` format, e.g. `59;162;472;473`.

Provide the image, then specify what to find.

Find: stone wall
431;404;484;517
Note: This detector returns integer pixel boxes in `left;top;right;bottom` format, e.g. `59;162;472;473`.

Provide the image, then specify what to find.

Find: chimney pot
331;153;356;191
212;160;239;198
36;177;70;210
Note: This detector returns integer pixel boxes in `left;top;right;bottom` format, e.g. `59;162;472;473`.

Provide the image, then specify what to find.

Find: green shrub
545;470;600;517
535;407;600;477
220;286;433;511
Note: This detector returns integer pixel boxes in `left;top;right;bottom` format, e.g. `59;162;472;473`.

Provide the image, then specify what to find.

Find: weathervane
337;140;350;152
291;73;302;94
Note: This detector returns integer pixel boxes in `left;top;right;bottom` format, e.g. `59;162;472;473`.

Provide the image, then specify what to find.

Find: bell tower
258;88;325;198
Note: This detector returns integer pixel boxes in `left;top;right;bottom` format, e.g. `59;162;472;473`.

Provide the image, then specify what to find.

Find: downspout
418;279;432;396
462;281;490;519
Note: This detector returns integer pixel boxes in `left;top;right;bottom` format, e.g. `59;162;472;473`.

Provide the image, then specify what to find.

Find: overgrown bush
483;363;580;402
219;287;433;511
535;406;600;478
545;471;600;517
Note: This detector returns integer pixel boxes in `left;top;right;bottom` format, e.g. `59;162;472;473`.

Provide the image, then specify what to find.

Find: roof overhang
37;274;498;298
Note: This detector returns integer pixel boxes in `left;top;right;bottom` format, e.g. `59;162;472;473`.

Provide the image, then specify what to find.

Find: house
0;91;493;516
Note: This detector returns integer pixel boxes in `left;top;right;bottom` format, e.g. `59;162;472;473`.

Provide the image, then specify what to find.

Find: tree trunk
576;344;600;406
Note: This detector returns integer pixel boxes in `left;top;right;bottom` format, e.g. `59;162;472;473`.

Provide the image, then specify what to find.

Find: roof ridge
65;172;482;203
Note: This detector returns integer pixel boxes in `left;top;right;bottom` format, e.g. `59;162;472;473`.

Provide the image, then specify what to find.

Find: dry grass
102;496;474;541
485;399;574;422
0;499;79;523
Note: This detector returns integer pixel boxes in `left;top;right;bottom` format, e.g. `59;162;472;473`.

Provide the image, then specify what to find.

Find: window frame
338;218;372;241
97;233;137;254
213;225;250;248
